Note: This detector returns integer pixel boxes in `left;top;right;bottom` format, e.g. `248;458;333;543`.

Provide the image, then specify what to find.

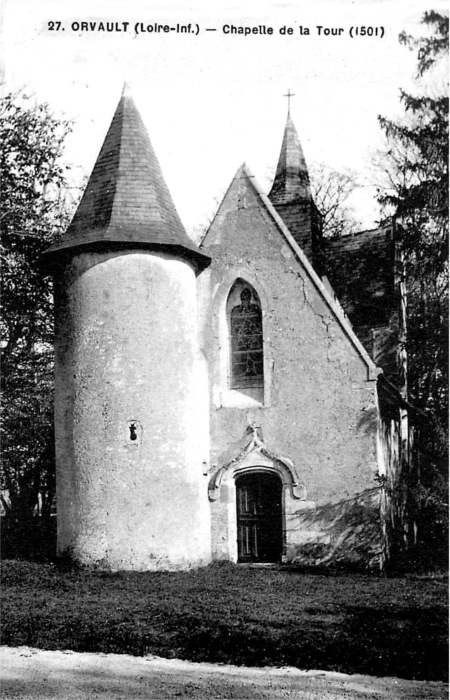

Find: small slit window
227;281;264;392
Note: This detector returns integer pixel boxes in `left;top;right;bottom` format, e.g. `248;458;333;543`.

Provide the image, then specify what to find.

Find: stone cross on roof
284;89;295;116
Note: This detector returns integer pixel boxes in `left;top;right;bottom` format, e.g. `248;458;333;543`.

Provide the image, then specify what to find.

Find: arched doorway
236;471;283;563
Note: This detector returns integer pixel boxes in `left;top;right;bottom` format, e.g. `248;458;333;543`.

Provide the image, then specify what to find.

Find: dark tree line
377;11;449;567
0;93;74;557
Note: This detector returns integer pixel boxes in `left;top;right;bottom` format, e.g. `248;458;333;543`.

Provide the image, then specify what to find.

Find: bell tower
268;108;322;267
44;86;211;570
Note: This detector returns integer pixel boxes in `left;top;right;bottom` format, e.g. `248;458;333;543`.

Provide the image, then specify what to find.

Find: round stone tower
44;86;212;570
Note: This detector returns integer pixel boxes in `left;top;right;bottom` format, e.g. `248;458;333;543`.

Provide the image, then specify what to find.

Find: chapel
44;86;408;571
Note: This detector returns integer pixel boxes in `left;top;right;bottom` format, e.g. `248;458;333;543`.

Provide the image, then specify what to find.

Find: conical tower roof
44;86;209;272
268;114;311;205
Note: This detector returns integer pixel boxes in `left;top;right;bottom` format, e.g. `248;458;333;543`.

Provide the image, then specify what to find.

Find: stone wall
54;249;211;570
287;488;383;570
199;171;381;566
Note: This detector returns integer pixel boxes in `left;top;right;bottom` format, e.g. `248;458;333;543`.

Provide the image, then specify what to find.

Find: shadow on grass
1;561;448;682
3;603;447;681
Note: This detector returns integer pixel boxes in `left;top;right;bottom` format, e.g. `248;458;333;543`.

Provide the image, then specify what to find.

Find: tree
377;12;449;567
378;11;448;416
309;163;361;238
0;92;73;556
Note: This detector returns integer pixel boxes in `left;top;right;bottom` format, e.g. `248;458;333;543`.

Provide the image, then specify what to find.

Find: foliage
377;12;449;564
1;562;448;681
378;11;449;414
399;10;449;78
310;163;361;237
0;92;73;544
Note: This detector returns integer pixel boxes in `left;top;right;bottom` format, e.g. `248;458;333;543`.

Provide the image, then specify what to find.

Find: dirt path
0;646;447;699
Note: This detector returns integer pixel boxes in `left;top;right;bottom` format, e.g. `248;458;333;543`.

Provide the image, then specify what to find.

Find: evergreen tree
378;11;448;416
377;12;449;567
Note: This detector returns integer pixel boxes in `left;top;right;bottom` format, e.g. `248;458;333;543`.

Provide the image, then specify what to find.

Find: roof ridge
107;91;126;231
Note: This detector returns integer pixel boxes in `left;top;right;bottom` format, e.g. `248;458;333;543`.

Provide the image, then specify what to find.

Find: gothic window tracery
228;283;264;390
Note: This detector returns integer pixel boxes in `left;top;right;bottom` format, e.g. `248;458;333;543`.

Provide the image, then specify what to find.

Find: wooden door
236;472;283;563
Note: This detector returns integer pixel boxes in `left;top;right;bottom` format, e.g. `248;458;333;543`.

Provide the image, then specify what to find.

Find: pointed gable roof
202;164;380;381
44;86;209;272
269;114;311;205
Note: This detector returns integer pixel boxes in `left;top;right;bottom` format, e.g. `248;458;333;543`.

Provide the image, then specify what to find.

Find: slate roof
324;227;396;329
268;114;321;261
269;114;311;205
323;225;399;381
44;85;209;272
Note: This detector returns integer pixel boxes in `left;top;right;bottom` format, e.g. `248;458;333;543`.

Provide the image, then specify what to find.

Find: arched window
227;281;264;392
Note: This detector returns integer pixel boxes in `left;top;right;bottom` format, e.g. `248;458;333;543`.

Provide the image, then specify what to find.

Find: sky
1;0;448;237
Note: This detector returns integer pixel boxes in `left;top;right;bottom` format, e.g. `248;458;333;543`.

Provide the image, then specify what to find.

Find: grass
1;560;448;681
